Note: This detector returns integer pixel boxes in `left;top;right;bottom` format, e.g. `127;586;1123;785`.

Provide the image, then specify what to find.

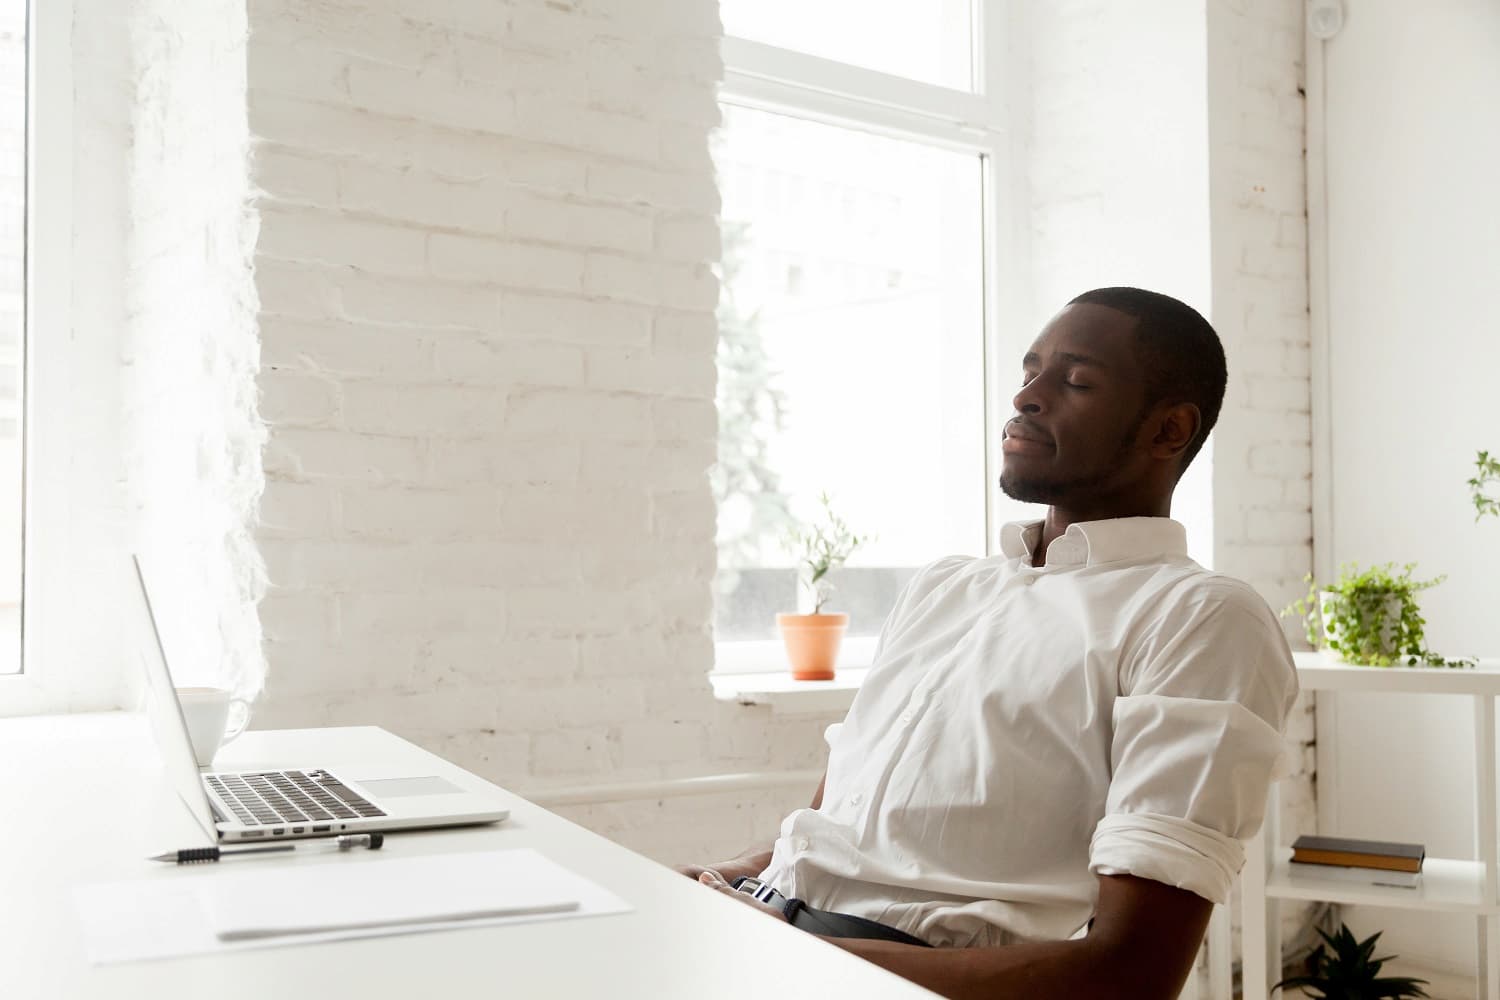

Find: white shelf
1291;651;1500;693
709;668;867;715
1267;851;1491;914
1244;659;1500;999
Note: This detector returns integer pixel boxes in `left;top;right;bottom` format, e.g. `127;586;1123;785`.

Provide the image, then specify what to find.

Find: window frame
713;1;1027;675
2;0;90;712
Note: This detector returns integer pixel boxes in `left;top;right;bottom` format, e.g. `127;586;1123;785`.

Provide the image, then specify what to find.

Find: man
682;287;1299;999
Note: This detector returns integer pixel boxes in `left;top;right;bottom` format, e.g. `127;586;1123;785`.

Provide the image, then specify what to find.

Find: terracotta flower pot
776;612;849;681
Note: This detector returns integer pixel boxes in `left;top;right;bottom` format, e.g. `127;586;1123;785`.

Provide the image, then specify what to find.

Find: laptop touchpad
358;776;464;798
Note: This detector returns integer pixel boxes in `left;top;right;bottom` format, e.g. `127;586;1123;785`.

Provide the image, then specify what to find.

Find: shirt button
795;837;810;852
849;793;863;806
899;711;913;725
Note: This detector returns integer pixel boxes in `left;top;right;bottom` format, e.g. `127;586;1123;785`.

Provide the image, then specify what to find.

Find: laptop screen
131;555;220;842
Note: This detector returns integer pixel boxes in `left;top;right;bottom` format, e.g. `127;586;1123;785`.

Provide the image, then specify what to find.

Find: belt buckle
730;876;784;908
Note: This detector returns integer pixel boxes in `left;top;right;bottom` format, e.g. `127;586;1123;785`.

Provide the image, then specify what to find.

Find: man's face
999;303;1155;506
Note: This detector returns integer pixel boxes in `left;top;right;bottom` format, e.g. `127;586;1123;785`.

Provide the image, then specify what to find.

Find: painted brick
341;382;508;436
258;371;340;428
258;207;428;277
259;481;337;539
424;437;582;487
430;334;585;387
334;271;500;331
263;429;425;485
253;144;340;205
505;191;654;254
339;160;509;236
428;233;586;293
656;215;721;263
501;292;652;347
259;318;432;378
416;635;581;686
1246;373;1311;412
531;728;617;777
339;485;501;541
505;388;652;442
618;720;708;768
346;59;517;137
1246;508;1313;545
652;397;716;444
584;346;714;399
339;589;505;637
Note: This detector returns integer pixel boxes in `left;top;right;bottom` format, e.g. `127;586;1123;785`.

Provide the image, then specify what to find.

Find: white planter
1318;589;1404;663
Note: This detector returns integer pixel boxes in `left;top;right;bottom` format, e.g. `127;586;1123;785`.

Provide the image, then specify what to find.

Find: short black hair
1067;286;1227;474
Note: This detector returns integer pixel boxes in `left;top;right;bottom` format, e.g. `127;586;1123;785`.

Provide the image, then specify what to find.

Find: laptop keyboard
205;769;386;827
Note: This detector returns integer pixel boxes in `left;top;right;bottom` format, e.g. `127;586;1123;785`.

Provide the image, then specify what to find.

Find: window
720;0;975;91
712;3;1018;667
0;0;24;674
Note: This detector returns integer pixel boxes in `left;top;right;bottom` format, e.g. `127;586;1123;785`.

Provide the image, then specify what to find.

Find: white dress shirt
757;517;1299;949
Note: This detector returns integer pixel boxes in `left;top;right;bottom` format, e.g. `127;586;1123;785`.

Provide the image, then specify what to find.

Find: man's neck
1031;501;1172;567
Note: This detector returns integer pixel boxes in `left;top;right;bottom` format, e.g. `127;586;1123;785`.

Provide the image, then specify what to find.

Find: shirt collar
998;517;1189;567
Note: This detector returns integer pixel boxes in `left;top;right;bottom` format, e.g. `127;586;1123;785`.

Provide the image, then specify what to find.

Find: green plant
786;493;868;614
1469;449;1500;521
1283;563;1473;668
1273;924;1429;999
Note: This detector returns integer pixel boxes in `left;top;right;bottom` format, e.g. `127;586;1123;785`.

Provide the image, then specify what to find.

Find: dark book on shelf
1290;835;1425;873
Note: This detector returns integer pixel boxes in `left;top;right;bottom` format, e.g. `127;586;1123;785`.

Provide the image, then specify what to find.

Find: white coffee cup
176;687;252;767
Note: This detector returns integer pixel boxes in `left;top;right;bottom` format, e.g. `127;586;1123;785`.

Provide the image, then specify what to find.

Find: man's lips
1002;421;1054;452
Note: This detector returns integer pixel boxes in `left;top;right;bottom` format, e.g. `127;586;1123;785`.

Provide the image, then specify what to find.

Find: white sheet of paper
72;848;632;965
207;847;582;939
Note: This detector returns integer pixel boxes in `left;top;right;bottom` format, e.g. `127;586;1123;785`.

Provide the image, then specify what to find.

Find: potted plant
778;493;867;681
1283;563;1473;668
1273;923;1429;998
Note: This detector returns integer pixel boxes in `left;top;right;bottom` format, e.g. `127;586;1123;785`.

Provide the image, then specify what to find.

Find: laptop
132;555;510;843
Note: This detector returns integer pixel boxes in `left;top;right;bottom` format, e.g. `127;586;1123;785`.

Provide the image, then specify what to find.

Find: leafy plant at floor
1282;563;1474;668
1470;449;1500;520
1273;924;1429;999
786;493;868;614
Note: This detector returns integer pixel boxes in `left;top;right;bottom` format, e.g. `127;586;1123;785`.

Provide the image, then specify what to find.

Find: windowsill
710;667;868;715
711;634;876;714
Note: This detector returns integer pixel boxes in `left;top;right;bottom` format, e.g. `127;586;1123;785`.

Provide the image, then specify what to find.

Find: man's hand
672;848;773;886
694;869;788;922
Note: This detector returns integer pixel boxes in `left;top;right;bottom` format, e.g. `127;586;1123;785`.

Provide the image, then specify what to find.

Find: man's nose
1012;378;1046;415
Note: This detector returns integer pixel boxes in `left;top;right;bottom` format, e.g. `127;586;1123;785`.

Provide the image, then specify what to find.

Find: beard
999;405;1149;505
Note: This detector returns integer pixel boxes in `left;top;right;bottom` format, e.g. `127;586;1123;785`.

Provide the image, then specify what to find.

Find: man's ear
1149;402;1201;462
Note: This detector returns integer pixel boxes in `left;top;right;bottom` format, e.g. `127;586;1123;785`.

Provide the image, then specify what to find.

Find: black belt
731;877;932;948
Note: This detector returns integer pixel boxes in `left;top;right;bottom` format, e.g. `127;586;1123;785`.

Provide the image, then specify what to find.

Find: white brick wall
1202;4;1318;926
241;0;832;862
1208;0;1318;958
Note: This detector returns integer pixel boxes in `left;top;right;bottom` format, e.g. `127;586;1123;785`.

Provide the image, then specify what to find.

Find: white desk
0;713;940;999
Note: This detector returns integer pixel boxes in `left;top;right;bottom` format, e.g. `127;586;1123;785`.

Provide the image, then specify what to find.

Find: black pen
149;832;385;863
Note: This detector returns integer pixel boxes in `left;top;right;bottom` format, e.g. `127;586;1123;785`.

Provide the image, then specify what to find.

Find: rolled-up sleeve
1089;583;1299;903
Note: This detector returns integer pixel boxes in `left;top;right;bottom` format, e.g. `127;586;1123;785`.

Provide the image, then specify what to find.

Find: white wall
1317;0;1500;973
1021;0;1216;563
